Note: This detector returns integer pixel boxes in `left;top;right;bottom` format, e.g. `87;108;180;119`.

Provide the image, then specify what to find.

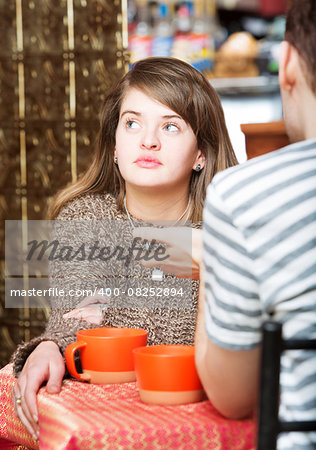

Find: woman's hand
132;227;203;280
12;341;65;441
63;291;109;324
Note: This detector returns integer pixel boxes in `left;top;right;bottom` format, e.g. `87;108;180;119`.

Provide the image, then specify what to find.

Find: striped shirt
203;139;316;450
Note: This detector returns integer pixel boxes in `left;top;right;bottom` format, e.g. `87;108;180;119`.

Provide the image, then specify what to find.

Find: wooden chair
257;320;316;449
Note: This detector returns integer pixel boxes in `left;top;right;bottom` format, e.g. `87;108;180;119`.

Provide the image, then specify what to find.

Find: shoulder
207;140;316;209
210;139;316;196
56;192;124;220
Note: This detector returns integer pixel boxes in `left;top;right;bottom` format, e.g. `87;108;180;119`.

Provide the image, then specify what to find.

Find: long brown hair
50;57;237;220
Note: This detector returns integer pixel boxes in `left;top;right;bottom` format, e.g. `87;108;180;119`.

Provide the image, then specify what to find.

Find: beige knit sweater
12;193;200;376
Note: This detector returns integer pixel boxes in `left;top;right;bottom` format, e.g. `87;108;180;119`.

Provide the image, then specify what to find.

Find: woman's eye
126;120;140;129
164;123;179;132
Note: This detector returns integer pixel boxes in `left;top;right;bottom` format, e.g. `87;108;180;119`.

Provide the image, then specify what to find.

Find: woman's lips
135;157;162;169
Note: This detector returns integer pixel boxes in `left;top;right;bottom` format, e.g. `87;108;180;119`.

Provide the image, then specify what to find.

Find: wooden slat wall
0;0;128;367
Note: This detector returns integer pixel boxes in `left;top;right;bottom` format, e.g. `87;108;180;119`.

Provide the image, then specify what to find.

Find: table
240;120;290;159
0;364;256;449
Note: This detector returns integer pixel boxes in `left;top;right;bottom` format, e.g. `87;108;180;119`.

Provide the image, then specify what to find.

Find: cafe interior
1;0;315;448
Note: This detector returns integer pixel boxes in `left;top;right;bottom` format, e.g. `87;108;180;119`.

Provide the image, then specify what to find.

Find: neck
125;185;191;223
302;95;316;140
291;78;316;141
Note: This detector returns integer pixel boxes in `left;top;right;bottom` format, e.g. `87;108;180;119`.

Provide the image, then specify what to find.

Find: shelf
209;75;280;96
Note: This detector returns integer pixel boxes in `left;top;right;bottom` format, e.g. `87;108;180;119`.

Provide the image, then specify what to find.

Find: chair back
257;320;316;450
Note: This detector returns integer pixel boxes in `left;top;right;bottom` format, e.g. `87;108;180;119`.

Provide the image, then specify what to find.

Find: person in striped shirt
196;1;316;448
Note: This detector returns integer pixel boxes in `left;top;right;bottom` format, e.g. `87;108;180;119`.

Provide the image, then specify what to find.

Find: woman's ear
193;150;206;170
279;41;299;91
113;149;118;165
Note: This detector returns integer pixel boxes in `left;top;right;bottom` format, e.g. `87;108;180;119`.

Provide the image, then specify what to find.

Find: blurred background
0;0;289;367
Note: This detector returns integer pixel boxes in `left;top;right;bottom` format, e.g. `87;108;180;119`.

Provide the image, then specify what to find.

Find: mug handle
64;341;91;382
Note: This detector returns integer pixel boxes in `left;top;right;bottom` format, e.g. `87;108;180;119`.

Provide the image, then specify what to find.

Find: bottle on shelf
191;0;212;71
152;2;174;57
128;0;218;74
128;0;152;63
171;2;193;63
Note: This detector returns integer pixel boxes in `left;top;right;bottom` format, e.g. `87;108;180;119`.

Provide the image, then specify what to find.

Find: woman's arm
11;197;106;436
12;340;64;441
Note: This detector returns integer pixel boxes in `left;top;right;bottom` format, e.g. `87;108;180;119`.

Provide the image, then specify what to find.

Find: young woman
11;57;237;439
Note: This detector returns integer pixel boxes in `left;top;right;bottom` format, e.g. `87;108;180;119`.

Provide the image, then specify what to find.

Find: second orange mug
133;345;204;405
65;327;148;384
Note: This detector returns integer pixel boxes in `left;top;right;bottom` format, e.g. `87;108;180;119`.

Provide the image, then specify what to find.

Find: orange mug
65;327;148;384
133;345;204;405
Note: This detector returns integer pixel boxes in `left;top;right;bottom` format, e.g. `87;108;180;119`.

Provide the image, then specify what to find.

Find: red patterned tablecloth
0;364;256;449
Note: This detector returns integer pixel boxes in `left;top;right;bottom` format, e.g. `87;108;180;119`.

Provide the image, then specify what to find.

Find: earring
114;156;118;164
195;164;201;171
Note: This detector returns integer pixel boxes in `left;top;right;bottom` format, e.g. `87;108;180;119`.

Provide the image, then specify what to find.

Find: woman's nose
140;131;161;150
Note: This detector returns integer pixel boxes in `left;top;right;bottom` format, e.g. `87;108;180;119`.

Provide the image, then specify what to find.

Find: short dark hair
285;0;316;92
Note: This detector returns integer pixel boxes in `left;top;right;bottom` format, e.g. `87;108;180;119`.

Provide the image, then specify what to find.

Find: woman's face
115;88;205;194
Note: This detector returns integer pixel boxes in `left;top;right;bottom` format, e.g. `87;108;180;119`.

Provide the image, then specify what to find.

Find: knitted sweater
12;192;200;376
